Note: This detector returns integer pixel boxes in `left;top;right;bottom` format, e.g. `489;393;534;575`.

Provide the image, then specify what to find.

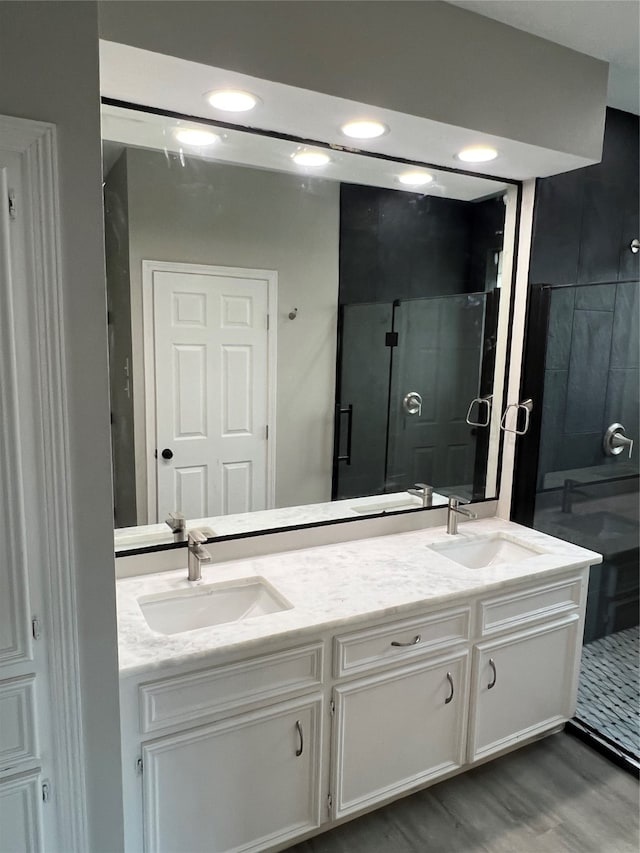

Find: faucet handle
448;494;470;506
414;483;433;493
188;528;208;545
165;511;186;532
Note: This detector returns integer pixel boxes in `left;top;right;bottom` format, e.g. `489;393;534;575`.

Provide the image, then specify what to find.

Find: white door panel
150;266;273;521
0;144;57;849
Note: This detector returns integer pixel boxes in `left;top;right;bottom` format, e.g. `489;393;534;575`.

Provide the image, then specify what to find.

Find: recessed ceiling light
206;89;259;112
174;128;219;147
398;170;433;187
341;120;388;139
457;145;498;163
292;150;331;167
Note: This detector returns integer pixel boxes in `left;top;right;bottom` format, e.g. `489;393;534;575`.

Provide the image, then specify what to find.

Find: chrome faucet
407;483;434;508
165;511;186;540
447;495;477;535
187;529;212;582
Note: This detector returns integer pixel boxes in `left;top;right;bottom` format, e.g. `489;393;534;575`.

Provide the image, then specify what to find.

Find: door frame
0;115;88;849
141;260;278;523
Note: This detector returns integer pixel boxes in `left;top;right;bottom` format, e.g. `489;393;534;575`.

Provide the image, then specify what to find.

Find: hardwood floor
285;733;639;853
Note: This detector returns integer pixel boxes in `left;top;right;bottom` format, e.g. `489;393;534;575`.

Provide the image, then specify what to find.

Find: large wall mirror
102;103;519;553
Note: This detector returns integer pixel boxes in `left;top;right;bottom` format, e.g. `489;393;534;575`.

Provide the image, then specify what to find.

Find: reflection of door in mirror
105;144;338;527
145;262;275;525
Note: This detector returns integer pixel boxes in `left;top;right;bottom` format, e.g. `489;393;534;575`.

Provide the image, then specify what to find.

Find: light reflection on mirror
102;104;517;553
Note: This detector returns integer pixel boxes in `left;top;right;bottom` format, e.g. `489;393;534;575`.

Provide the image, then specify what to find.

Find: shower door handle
337;404;353;465
403;391;422;416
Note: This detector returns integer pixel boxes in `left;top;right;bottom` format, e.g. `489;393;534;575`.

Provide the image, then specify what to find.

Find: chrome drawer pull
295;720;304;757
445;672;454;704
391;634;421;647
488;658;497;689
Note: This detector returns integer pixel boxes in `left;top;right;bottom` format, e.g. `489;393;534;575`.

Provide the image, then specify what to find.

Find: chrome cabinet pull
445;672;454;704
391;634;421;647
488;658;497;689
295;720;304;757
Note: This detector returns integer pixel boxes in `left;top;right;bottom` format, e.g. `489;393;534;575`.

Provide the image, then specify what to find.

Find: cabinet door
332;651;468;819
469;615;581;763
0;772;43;852
142;696;322;853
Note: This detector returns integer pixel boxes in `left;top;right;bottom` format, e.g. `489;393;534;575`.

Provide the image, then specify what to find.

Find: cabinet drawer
333;608;469;678
480;576;583;636
140;643;323;733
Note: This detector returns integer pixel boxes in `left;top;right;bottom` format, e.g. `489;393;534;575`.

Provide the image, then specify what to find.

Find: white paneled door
146;263;276;522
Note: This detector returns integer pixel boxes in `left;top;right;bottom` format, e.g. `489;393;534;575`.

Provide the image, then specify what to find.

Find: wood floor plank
285;733;639;853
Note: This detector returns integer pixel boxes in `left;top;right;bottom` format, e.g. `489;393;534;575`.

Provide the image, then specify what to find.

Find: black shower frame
512;277;640;776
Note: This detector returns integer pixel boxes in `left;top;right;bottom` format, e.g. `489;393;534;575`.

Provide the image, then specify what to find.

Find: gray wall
98;0;608;161
0;3;124;851
105;152;137;527
119;148;340;516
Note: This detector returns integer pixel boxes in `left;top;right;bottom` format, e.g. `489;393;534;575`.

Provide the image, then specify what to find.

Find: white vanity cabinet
119;557;594;853
142;695;322;853
122;642;325;853
330;608;470;819
468;575;586;763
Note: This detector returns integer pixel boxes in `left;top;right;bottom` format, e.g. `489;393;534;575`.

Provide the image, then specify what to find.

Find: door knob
161;448;174;460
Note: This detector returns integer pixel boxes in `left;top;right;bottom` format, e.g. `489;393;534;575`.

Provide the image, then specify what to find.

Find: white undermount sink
138;577;292;635
427;533;544;569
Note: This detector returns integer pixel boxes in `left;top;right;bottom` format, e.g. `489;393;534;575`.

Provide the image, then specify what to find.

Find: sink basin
427;533;543;569
138;577;292;635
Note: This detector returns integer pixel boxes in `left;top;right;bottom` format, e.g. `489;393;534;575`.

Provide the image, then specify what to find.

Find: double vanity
116;517;600;853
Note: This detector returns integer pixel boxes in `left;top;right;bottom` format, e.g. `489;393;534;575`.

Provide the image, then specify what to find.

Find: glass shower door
530;280;639;763
385;291;496;498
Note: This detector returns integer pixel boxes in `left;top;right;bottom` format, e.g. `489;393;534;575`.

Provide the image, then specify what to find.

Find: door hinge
266;314;270;330
8;190;16;220
41;780;51;803
265;424;269;440
327;793;333;814
329;699;335;716
31;617;42;641
385;331;398;348
136;757;144;775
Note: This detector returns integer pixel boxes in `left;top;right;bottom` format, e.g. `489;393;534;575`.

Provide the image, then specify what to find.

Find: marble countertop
114;490;449;553
116;518;601;677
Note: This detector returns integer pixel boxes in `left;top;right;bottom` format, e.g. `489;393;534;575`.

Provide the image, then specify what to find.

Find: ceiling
101;104;508;201
447;0;640;114
100;41;596;182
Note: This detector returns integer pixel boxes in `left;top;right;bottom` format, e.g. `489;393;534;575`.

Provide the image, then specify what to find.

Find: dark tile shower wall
538;281;639;484
339;185;504;305
529;109;639;288
524;107;640;655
